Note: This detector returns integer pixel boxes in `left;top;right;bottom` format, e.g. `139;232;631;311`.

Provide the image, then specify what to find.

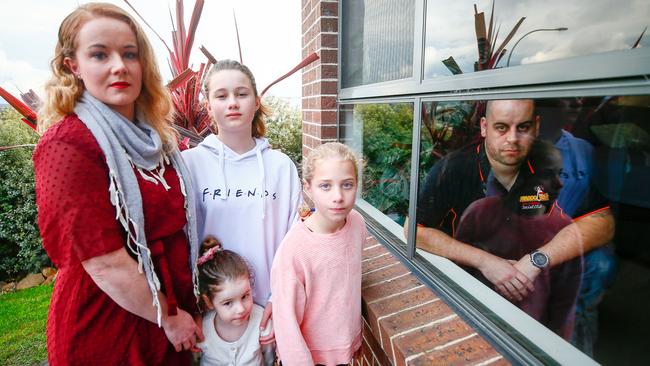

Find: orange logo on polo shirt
519;185;549;208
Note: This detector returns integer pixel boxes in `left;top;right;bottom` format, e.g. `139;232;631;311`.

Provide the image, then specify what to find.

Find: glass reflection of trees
419;101;481;180
356;104;412;224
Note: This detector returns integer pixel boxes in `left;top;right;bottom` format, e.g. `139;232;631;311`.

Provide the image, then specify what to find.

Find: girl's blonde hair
302;142;360;183
38;2;176;149
203;59;268;138
198;236;253;307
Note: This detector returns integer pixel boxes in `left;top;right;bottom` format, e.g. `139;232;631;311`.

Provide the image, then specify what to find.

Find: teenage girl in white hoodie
182;60;302;346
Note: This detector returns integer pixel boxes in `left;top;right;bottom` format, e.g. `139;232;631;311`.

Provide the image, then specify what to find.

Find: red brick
363;319;392;366
488;357;513;365
302;110;313;123
313;110;337;124
312;79;337;95
364;286;438;338
364;236;379;248
362;263;410;290
381;301;454;337
320;95;337;109
362;273;422;304
320;125;337;139
321;1;338;17
409;335;503;366
322;17;338;33
320;49;338;64
322;64;338;78
362;253;400;274
362;242;389;259
393;318;474;364
321;32;338;49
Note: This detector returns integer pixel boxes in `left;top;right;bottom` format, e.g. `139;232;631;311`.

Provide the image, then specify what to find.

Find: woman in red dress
34;3;202;365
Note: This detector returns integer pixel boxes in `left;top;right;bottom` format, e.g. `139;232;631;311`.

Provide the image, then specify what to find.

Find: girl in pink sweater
271;142;367;366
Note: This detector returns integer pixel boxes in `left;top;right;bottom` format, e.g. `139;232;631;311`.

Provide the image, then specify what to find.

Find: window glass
341;0;415;87
424;0;650;78
413;96;650;363
340;103;413;225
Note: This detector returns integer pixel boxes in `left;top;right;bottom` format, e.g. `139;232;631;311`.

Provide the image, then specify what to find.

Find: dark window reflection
341;0;415;87
414;97;650;361
425;0;650;77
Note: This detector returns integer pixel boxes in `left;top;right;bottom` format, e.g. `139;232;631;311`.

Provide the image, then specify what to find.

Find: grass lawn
0;284;51;366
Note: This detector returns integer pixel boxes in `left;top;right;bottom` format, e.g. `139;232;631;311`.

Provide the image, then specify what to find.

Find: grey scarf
74;91;199;325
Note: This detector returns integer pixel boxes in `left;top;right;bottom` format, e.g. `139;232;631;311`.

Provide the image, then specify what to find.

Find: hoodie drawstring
218;142;227;200
256;147;266;219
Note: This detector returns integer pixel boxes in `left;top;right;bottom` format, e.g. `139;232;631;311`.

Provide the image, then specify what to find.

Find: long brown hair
203;59;268;138
38;2;176;149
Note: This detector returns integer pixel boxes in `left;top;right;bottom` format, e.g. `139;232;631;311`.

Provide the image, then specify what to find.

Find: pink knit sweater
270;209;367;366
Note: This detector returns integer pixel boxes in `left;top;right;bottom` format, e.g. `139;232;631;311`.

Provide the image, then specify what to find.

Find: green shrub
0;108;45;280
264;96;302;172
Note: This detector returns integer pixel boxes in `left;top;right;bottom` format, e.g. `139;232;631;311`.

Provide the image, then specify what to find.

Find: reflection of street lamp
506;27;568;67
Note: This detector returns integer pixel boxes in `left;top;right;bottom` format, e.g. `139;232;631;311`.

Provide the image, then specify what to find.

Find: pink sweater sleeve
271;253;312;365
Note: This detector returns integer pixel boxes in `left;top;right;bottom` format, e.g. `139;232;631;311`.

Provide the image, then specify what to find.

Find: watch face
532;252;549;267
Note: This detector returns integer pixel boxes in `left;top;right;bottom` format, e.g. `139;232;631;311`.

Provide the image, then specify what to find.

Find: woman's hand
259;302;275;345
82;247;202;352
162;309;199;352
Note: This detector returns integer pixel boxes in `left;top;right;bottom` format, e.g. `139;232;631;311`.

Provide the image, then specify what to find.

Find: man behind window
407;99;614;328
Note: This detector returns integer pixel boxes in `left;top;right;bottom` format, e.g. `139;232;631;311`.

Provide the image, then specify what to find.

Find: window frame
337;0;650;364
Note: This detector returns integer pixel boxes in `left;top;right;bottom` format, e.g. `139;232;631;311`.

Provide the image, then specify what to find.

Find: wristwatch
529;250;550;269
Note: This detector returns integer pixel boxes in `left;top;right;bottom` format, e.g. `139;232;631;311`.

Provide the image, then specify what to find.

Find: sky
0;0;302;104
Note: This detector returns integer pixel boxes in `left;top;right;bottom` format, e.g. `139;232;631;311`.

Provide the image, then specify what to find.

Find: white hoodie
182;135;302;304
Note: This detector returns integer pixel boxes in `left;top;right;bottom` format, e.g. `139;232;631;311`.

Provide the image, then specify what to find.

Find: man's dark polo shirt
416;140;538;236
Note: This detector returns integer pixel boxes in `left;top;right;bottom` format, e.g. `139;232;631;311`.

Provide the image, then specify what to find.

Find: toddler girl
198;236;274;366
271;142;367;366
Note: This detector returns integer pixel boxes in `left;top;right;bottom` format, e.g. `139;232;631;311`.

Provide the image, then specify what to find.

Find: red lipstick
110;81;130;89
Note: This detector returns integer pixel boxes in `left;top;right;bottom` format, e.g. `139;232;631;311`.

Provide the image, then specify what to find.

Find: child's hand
259;302;275;345
162;309;199;352
190;313;205;352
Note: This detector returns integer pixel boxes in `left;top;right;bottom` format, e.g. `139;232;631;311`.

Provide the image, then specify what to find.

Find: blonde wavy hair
203;59;268;138
302;142;360;183
38;2;176;149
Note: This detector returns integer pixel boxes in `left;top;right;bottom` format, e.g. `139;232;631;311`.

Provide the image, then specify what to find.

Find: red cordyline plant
1;0;318;149
124;0;319;147
441;1;525;74
0;86;38;132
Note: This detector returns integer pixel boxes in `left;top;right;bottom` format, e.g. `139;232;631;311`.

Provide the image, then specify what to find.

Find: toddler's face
211;277;254;327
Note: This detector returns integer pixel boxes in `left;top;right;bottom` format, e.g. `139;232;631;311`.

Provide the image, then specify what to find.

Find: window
415;97;649;360
341;0;416;88
339;102;413;224
338;0;650;363
424;0;650;78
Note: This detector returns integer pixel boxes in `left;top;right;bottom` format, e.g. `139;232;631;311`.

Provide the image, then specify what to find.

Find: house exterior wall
301;1;510;364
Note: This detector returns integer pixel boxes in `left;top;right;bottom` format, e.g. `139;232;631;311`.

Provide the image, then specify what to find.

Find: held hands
513;255;542;288
162;309;202;352
478;255;535;302
259;302;275;345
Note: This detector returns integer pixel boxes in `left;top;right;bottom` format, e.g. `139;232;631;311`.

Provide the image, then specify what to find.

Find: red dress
34;115;197;365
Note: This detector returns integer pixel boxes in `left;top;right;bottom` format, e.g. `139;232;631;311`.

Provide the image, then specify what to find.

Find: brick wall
301;0;339;156
302;1;512;364
359;235;510;366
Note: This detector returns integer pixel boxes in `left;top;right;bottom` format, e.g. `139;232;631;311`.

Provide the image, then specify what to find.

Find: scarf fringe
109;172;163;325
174;166;201;298
130;154;172;191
